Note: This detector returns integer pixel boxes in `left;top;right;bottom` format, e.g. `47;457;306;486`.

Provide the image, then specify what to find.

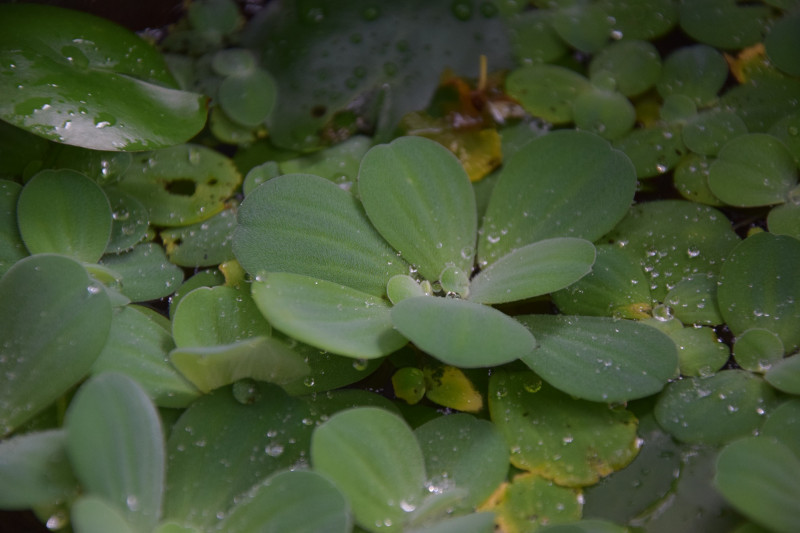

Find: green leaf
251;272;407;358
765;353;800;394
279;135;372;188
161;206;237;268
767;201;800;240
0;180;26;276
552;244;653;319
358;136;476;281
604;200;740;302
674;153;725;206
679;0;770;50
654;370;778;445
406;512;496;533
572;87;636;140
762;399;800;459
536;520;629;533
116;144;241;227
733;328;785;373
65;373;165;533
589;39;662;98
234;173;408;297
0;429;79;508
0;4;207;150
708;134;797;206
506;64;591;124
717;232;800;352
664;276;724;326
170;336;311;393
0;254;111;435
683;109;748;156
598;0;678;41
508;10;567;65
551;2;612;54
71;496;139;533
489;371;639;487
391;297;535;368
218;67;277;128
414;414;508;512
163;383;314;530
311;407;426;532
103;187;149;254
99;242;184;302
612;123;687;178
487;473;582;529
17;169;111;262
517;315;678;403
667;326;730;377
721;75;800;132
214;470;351;533
92;305;200;408
656;45;728;107
469;238;595;304
715;436;800;533
279;343;385;396
479;130;636;266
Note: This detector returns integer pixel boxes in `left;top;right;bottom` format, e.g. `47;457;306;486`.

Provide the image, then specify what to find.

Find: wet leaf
721;75;800;132
17;169;111;263
116;144;240;227
761;399;800;458
163;383;314;530
598;0;678;41
673;153;724;206
666;325;729;377
103;187;149;254
764;10;800;77
279;135;371;188
506;64;591;124
358;136;476;281
162;206;237;268
683;109;748;156
551;2;613;54
483;473;582;532
654;370;777;445
251;272;407;358
765;353;800;395
480;130;636;265
71;496;138;533
489;371;639;487
217;67;277;128
518;315;678;402
679;0;770;50
391;297;535;368
612;123;686;178
572;87;636;140
717;231;800;352
99;242;184;302
213;470;351;533
767;202;800;240
733;328;785;373
312;407;426;532
0;4;207;150
0;254;111;435
664;276;724;326
423;366;483;413
589;40;662;98
657;45;728;107
715;436;800;533
234;173;408;297
65;373;165;533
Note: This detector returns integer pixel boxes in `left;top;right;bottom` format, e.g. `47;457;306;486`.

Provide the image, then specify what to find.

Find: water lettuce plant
2;1;800;532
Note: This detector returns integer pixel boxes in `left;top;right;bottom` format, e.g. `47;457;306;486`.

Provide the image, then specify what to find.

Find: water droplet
265;443;284;457
126;494;140;511
304;377;316;387
233;378;260;404
687;247;700;258
400;500;416;512
353;358;368;371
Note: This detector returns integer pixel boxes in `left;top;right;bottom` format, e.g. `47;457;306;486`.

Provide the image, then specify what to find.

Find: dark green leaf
99;242;184;302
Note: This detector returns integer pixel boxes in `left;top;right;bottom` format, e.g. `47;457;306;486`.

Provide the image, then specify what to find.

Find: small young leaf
391;297;536;368
468;238;595;304
71;496;139;533
251;272;407;358
65;373;165;533
765;353;800;395
506;64;591;124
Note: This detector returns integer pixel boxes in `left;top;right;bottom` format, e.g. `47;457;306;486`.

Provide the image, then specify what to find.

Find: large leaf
717;232;800;352
391;297;536;368
234;173;408;297
0;254;111;435
251;272;407;358
65;373;165;533
163;383;314;530
468;238;595;304
517;315;678;403
0;4;207;150
358;136;477;281
715;436;800;533
213;470;351;533
489;371;640;487
17;169;111;263
479;130;636;266
311;407;426;532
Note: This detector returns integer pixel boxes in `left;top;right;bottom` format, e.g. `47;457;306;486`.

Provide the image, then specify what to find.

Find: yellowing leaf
424;366;483;413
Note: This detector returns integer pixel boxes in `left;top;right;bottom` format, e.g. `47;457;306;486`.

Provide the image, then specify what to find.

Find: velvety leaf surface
733;328;785;373
214;470;351;533
489;371;639;487
391;297;535;368
654;370;777;445
656;45;728;107
161;206;237;267
479;131;636;266
0;254;111;435
0;429;79;508
251;273;407;358
17;169;111;263
65;373;165;533
414;414;508;511
103;187;149;254
358;136;477;281
589;39;662;98
682;109;748;156
664;277;724;326
279;342;384;396
163;383;314;530
234;174;408;297
667;326;729;378
612;123;686;179
715;436;800;533
717;232;800;352
517;315;678;403
92;305;199;408
70;496;138;533
468;238;595;304
761;399;800;459
486;473;582;531
99;242;184;302
506;64;591;124
311;407;426;532
679;0;770;50
765;353;800;395
0;4;207;150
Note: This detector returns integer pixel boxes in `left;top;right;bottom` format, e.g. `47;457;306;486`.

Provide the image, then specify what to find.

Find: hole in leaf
165;179;197;196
